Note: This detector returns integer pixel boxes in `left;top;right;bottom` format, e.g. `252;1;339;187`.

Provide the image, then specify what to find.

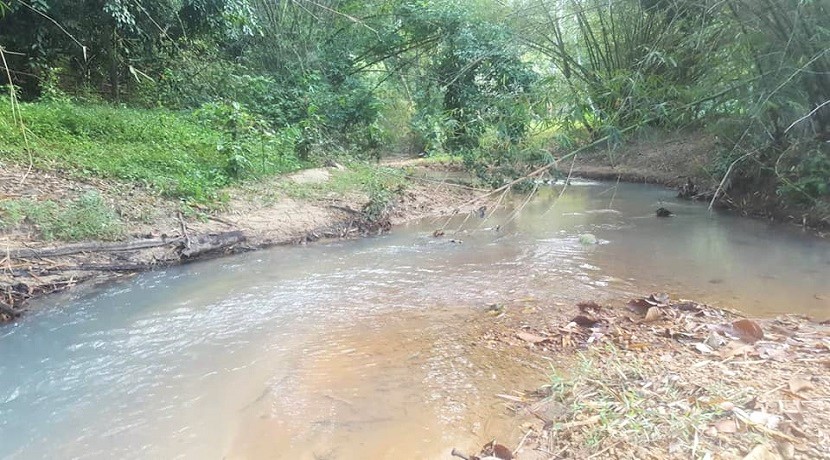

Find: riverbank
457;294;830;460
567;131;830;234
0;161;484;322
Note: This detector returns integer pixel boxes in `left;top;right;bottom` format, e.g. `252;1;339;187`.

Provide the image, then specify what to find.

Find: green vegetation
0;191;124;241
0;0;827;225
0;101;303;201
274;165;407;222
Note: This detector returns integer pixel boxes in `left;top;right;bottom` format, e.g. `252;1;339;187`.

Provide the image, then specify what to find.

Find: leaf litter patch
465;294;830;459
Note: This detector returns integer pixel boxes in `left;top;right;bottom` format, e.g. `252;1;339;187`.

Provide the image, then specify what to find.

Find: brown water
0;180;827;459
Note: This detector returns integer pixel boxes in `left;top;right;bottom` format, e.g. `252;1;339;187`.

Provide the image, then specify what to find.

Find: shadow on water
0;181;827;459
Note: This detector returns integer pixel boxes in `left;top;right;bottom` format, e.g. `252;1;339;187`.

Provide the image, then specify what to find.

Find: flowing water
1;181;828;459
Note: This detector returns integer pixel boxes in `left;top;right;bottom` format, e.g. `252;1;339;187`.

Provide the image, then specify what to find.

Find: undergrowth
0;101;305;203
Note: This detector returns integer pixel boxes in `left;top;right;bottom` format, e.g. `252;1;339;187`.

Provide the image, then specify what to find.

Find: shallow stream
1;181;828;459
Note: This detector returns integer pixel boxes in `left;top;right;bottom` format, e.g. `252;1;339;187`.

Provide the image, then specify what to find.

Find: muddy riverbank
0;162;485;321
567;131;830;234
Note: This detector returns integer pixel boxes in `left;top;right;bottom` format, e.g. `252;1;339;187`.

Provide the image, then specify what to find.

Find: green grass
0;101;304;202
0;191;124;241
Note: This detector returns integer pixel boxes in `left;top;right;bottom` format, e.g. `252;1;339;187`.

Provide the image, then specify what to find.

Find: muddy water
0;181;828;459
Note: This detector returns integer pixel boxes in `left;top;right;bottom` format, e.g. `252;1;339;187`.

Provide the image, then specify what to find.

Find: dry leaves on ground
478;294;830;460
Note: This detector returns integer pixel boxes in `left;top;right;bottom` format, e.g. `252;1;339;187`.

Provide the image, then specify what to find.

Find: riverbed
1;181;827;459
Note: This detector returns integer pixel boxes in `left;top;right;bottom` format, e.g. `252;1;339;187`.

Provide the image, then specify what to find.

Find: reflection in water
0;181;827;459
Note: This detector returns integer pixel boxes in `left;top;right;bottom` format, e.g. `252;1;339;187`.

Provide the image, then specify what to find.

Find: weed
0;192;124;241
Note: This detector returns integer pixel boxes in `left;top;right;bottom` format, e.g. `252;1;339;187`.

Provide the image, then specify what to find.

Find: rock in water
579;233;598;245
656;207;673;217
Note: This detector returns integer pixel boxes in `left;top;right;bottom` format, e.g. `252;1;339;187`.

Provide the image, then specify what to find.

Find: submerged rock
579;233;598;245
656;207;674;217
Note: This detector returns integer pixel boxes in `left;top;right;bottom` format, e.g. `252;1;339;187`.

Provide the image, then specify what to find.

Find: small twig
708;151;754;211
556;414;602;431
503;174;541;226
513;429;533;455
784;99;830;135
177;212;191;249
202;214;237;227
608;175;621;209
476;187;510;230
542;154;576;217
588;441;621;459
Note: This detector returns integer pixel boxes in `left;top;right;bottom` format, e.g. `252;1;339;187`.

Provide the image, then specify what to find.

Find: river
1;180;828;459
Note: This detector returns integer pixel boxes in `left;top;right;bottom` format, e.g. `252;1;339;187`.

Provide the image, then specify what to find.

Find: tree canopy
1;0;828;203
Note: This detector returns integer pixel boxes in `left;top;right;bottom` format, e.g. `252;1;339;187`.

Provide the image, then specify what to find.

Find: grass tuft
0;191;124;241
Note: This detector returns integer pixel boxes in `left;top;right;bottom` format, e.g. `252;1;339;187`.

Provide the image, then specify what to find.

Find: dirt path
0;163;485;321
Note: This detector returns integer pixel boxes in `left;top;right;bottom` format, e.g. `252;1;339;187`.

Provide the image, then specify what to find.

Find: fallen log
4;237;185;259
180;231;246;258
3;231;246;261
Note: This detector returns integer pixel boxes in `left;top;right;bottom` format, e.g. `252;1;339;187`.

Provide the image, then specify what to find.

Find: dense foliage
1;0;828;209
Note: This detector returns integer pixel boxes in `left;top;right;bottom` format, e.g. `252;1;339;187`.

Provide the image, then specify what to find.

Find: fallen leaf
516;331;548;344
742;444;783;460
783;411;804;424
695;342;715;354
718;401;736;411
626;298;651;316
644;307;661;322
492;444;513;460
649;292;670;305
749;411;781;430
571;315;601;328
787;377;815;395
674;301;702;313
777;441;795;459
577;301;602;314
731;319;765;343
705;331;725;349
715;418;739;433
719;341;755;359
